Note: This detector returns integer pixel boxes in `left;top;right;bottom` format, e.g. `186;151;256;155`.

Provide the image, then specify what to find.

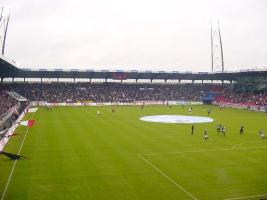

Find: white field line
1;113;36;200
231;141;266;150
142;145;267;156
138;154;198;200
224;193;267;200
231;143;246;150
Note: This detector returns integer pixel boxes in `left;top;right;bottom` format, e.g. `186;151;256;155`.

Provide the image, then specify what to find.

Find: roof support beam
135;73;142;82
105;73;109;80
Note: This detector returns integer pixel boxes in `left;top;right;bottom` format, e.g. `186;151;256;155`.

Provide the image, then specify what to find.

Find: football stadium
1;1;267;200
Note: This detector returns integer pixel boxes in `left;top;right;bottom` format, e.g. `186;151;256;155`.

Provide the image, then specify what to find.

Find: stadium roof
1;56;267;82
0;55;21;78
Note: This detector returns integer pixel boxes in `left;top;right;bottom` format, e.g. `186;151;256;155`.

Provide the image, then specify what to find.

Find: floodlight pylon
0;7;10;55
210;21;224;72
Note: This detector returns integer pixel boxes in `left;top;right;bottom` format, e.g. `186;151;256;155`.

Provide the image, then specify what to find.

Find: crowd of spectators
0;82;266;114
1;82;216;103
213;85;267;106
0;92;18;117
214;92;267;106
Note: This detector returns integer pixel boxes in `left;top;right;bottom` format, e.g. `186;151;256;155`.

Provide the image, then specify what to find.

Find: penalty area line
224;193;267;200
1;113;35;200
142;145;267;156
138;154;198;200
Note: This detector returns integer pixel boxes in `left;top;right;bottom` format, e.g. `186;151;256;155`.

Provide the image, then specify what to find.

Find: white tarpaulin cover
28;108;38;113
140;115;213;124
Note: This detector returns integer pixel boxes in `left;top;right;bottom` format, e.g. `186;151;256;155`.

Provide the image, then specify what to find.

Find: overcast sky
1;0;267;71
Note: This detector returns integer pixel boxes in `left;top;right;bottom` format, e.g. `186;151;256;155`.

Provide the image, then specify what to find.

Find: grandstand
1;54;267;109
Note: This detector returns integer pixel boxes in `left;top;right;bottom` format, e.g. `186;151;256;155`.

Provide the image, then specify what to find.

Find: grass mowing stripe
224;193;267;200
138;154;198;200
0;112;35;200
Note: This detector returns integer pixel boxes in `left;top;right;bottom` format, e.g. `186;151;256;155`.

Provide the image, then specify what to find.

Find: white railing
0;105;29;151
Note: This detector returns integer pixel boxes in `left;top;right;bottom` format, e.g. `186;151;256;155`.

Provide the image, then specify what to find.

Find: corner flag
20;120;35;128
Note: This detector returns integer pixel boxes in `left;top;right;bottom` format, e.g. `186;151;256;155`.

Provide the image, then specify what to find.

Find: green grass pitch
0;105;267;200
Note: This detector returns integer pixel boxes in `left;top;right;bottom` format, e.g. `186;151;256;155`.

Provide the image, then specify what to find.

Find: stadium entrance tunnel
140;115;213;124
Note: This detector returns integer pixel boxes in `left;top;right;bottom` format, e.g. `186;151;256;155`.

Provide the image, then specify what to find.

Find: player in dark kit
240;125;244;135
112;108;115;113
207;108;212;116
191;125;195;135
221;125;226;136
204;130;208;140
216;123;221;133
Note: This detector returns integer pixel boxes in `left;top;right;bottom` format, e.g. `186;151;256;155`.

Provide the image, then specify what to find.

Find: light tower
0;7;10;55
210;21;224;72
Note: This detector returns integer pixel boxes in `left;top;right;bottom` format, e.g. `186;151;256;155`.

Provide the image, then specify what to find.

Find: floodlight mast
218;22;224;72
0;7;10;55
210;21;224;72
210;22;214;72
0;7;3;22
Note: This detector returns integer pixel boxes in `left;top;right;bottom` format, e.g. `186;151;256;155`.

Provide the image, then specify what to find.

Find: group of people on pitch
216;123;226;136
238;125;265;139
191;124;265;140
